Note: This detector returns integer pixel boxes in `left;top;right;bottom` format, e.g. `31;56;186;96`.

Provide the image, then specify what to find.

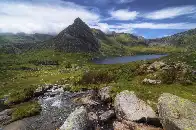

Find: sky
0;0;196;38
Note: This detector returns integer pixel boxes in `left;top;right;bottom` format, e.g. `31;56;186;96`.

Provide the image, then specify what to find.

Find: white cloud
91;22;196;34
0;1;100;34
144;5;196;20
110;9;139;20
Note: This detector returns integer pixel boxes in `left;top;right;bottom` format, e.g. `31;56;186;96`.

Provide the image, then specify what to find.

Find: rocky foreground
1;84;196;130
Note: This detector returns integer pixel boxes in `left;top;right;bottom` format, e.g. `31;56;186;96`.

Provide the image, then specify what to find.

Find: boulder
98;86;112;102
113;120;163;130
60;106;89;130
158;93;196;130
99;110;115;122
114;90;157;122
142;78;162;85
147;61;166;72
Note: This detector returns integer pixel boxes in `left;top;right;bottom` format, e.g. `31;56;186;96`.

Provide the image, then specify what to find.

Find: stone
158;93;196;130
98;86;112;102
142;78;162;85
34;85;53;96
99;110;115;122
0;109;13;126
3;120;29;130
114;90;157;122
73;94;99;106
60;106;89;130
113;120;163;130
88;112;98;121
147;61;166;72
113;121;130;130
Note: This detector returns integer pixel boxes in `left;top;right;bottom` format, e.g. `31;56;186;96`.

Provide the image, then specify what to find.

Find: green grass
12;101;41;121
0;47;196;121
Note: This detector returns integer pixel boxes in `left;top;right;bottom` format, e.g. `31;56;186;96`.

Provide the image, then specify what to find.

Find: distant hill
147;28;196;49
0;33;53;46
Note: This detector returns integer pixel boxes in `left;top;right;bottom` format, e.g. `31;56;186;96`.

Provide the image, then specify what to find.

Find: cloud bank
0;1;100;34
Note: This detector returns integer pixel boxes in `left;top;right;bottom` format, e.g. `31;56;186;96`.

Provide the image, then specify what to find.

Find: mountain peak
74;17;84;24
52;17;100;52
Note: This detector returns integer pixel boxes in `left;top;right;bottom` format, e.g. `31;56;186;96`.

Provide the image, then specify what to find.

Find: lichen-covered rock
60;106;88;130
114;90;157;122
143;78;162;85
53;18;100;52
158;93;196;130
98;86;112;102
147;61;166;72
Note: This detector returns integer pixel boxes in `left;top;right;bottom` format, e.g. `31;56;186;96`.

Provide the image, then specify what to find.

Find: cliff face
53;18;100;52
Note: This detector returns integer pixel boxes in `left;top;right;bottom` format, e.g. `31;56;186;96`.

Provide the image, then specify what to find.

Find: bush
12;101;41;121
6;86;36;105
78;70;115;84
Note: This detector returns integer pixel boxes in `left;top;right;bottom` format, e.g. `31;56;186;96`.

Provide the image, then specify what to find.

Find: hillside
0;33;53;46
147;28;196;49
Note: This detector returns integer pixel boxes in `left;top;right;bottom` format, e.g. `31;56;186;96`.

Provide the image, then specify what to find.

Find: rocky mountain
51;18;100;52
147;28;196;49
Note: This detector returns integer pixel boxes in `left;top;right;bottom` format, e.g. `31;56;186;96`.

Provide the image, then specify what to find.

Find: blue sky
0;0;196;38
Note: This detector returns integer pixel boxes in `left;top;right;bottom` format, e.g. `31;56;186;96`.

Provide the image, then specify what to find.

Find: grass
12;101;41;121
0;47;196;121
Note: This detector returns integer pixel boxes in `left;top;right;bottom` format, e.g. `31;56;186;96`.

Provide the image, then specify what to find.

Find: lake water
93;54;167;64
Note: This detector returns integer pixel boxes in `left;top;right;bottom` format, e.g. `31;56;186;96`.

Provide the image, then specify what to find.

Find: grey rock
114;90;157;122
142;78;162;85
0;109;13;126
3;120;29;130
113;120;163;130
158;93;196;130
60;106;89;130
98;86;112;102
88;112;98;121
99;110;115;122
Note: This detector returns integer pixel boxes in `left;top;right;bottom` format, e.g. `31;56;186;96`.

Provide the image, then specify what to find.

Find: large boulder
158;93;196;130
60;106;89;130
114;90;157;122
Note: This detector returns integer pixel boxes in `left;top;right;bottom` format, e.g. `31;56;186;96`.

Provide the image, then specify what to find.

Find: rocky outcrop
60;106;89;130
53;18;100;52
114;90;157;123
158;93;196;130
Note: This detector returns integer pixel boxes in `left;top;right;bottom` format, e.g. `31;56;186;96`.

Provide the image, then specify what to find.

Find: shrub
78;70;115;84
12;101;41;121
6;86;36;105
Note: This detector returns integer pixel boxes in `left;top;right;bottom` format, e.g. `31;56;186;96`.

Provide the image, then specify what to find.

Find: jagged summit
52;17;100;52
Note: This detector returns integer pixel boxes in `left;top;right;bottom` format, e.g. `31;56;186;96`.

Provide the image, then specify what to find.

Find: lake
93;54;167;64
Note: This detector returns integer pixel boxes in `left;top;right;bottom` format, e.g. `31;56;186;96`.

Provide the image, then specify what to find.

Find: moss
12;101;41;121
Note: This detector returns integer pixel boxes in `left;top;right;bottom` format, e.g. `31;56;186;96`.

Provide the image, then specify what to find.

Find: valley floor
0;47;196;128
